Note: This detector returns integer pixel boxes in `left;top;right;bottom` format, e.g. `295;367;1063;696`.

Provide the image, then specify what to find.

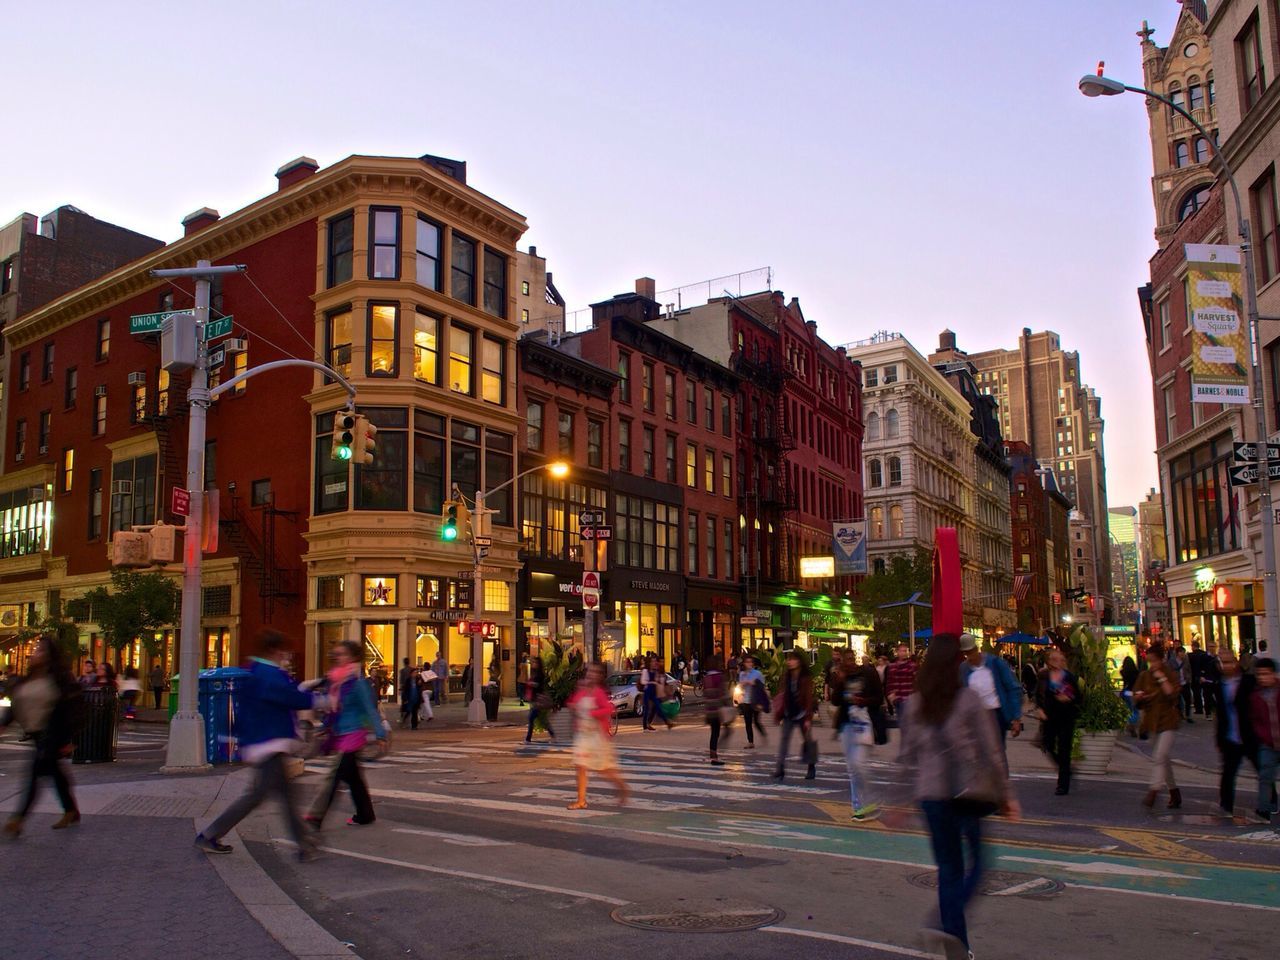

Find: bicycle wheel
609;705;620;736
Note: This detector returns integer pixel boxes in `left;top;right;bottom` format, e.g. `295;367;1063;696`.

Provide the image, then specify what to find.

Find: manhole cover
437;777;498;785
611;898;782;933
98;795;209;819
908;870;1062;899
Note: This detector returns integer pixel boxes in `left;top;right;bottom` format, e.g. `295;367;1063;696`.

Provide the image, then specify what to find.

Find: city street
3;707;1276;960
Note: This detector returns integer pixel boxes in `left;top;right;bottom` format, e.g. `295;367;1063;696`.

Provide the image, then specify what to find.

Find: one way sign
1233;441;1280;463
1229;462;1280;486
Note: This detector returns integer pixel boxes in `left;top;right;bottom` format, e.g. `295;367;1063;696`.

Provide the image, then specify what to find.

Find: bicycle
609;701;621;737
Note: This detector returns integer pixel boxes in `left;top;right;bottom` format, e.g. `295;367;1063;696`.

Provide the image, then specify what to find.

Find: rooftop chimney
182;207;220;236
635;277;656;301
275;156;319;190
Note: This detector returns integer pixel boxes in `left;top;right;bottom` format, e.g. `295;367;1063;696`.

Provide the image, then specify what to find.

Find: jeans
921;799;983;950
17;734;76;817
642;687;663;728
1220;740;1246;812
1122;690;1138;728
840;725;869;811
1150;730;1178;790
709;716;731;754
893;697;910;758
775;717;810;773
1180;684;1193;720
1201;682;1216;718
525;703;554;740
310;750;375;825
433;678;445;705
1259;747;1279;814
204;752;305;844
739;704;764;743
1043;715;1075;792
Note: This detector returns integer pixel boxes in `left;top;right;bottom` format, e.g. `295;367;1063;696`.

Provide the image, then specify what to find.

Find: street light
463;459;571;723
1079;67;1279;655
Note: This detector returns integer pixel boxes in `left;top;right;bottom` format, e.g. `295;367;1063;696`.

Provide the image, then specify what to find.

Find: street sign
1052;592;1062;605
582;571;601;591
171;487;191;518
473;536;493;547
582;587;601;610
740;616;758;625
130;310;190;334
202;316;234;341
578;510;604;526
208;344;226;370
746;607;770;620
458;567;499;577
1230;462;1280;486
579;524;613;541
1233;441;1280;463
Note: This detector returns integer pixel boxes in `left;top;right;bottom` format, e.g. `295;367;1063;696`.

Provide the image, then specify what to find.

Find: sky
2;0;1182;507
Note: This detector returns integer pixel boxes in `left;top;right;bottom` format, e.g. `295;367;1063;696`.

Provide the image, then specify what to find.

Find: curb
1114;734;1218;775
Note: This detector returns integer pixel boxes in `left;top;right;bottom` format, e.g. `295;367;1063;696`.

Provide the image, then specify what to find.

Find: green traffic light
335;445;352;461
441;522;458;541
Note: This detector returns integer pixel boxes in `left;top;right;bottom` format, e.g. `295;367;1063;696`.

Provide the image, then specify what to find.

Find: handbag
947;704;1004;818
802;735;819;767
718;705;737;724
847;705;874;746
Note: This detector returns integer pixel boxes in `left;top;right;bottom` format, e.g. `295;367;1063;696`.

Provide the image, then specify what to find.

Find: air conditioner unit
94;385;108;397
224;338;248;354
127;372;147;385
111;480;133;496
38;445;47;456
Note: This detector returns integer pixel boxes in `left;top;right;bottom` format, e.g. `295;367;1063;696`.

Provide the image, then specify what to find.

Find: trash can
198;667;253;764
168;675;180;720
481;682;500;721
72;687;119;764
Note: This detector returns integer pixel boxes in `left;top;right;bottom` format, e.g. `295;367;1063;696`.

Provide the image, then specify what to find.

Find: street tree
83;570;181;654
852;548;932;648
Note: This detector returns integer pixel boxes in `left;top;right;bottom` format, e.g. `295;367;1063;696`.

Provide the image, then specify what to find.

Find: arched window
870;506;884;540
1076;547;1083;558
866;411;880;441
1169;84;1183;114
1175;141;1189;167
889;456;902;486
868;458;883;488
1194;137;1210;163
1178;184;1211;221
1188;81;1204;112
885;409;900;439
890;504;904;539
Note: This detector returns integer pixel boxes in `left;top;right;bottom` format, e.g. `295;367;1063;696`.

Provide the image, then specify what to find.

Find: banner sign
832;520;867;575
1186;243;1249;405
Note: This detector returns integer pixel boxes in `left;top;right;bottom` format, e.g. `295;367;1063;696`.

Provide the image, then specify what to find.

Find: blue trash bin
198;667;253;764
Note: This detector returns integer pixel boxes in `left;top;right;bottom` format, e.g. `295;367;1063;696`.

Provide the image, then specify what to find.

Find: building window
1252;166;1279;284
369;206;400;280
249;478;272;506
885;409;900;439
362;575;398;607
64;367;77;409
481;337;505;405
618;418;631;472
18;353;29;391
451;234;476;305
642;425;655;478
1175;141;1190;167
0;487;51;558
617;352;631;404
1159;299;1172;349
704;389;714;429
485;430;514;526
315;412;350;514
868;458;882;487
890;504;904;538
1193;137;1210;164
686;379;697;422
1163;383;1177;440
705;515;717;578
870;506;884;539
687;512;699;576
326;308;353;380
882;365;898;385
686;443;697;487
482;249;506;318
587;419;603;469
415;215;441;290
131;382;147;423
41;343;54;383
526;401;544;450
642;362;654;412
93;393;107;437
704;449;715;493
366;304;398;377
723;519;733;580
95;318;110;361
88;468;102;539
109;454;158;534
0;258;12;294
327;212;354;287
35;410;49;455
316;576;344;609
664;371;676;419
521;280;531;296
866;412;880;441
865;367;878;388
413;410;446;514
1238;13;1265;111
613;493;679;572
721;454;732;497
721;394;731;435
1178;185;1211;222
888;455;902;486
450;419;481;505
356;407;408;511
557;410;574;457
232;349;250;395
665;433;677;483
449;325;474;395
61;448;74;493
414;309;440;384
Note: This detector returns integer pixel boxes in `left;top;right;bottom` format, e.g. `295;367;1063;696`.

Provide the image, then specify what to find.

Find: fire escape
220;492;300;623
145;371;192;524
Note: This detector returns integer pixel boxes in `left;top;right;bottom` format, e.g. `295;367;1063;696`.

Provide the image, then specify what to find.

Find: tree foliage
1068;625;1129;732
83;570;180;654
17;617;81;661
852;549;933;648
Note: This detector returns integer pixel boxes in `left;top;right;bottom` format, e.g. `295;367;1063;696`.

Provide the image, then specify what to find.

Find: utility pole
468;488;489;723
153;260;244;773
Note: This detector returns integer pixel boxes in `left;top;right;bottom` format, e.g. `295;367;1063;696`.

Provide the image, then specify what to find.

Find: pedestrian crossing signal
331;411;355;461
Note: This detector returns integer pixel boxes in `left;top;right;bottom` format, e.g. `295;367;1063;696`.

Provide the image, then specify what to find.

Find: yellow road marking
810;800;888;828
1100;828;1216;862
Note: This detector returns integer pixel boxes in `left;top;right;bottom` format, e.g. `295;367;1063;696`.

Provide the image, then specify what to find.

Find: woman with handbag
773;649;817;781
702;656;734;765
901;633;1017;960
832;650;879;821
566;663;629;809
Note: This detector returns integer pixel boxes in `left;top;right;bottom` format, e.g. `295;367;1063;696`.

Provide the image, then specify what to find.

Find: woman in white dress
567;663;629;810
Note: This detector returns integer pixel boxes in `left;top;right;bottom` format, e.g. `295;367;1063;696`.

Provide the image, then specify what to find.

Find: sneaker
1255;810;1273;824
709;758;725;766
194;833;233;854
852;804;881;822
743;743;755;750
297;843;321;863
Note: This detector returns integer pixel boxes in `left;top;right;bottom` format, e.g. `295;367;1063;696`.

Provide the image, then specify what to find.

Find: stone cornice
7;155;528;348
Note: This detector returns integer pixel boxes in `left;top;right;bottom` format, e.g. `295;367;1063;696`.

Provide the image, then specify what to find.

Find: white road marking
1001;855;1205;880
391;826;511;846
311;844;629;905
372;788;612;818
511;787;701;812
1062;881;1280;913
764;926;933;959
545;770;840;798
989;876;1058;897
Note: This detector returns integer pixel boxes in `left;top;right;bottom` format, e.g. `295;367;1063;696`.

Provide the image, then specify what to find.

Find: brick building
1005;440;1075;633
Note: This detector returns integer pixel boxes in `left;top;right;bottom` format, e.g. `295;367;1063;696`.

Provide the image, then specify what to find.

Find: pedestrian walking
641;656;671;731
832;650;878;821
1034;647;1081;795
1134;642;1183;810
462;658;474;705
653;658;677;728
306;640;388;829
2;636;82;838
736;654;767;748
417;663;435;723
79;660;97;688
1247;658;1280;823
1168;642;1193;723
960;633;1024;753
901;633;1017;960
772;649;816;781
1189;640;1209;717
149;662;166;710
95;661;116;691
1020;660;1038;702
431;653;448;705
703;656;733;765
118;666;141;720
885;642;918;756
524;656;556;742
1214;648;1259;816
1120;656;1140;737
194;630;320;859
690;654;700;684
566;663;628;809
1200;641;1221;720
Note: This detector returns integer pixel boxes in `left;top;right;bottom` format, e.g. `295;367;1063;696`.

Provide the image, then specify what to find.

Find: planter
1075;730;1119;776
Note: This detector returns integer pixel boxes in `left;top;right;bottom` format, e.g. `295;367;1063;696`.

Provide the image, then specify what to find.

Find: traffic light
1214;582;1246;612
352;415;378;465
441;499;460;541
331;411;356;461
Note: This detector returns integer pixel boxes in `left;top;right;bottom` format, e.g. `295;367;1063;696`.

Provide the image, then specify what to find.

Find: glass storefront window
204;627;231;669
362;575;397;606
362;621;396;674
414;622;443;665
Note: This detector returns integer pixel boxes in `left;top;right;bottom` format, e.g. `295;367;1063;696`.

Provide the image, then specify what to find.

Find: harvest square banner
1186;243;1249;405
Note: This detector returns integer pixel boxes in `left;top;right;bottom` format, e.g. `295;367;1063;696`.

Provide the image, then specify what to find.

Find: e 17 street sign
130;310;191;334
1229;462;1280;487
1232;441;1280;463
202;316;234;341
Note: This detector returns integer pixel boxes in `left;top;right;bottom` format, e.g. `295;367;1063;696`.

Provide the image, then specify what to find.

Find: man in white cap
959;632;1023;768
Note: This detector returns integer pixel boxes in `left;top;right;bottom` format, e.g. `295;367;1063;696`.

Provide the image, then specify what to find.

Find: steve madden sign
630;579;672;591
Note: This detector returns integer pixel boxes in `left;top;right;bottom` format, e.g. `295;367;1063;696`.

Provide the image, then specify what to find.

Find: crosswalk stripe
372;787;614;819
511;787;700;812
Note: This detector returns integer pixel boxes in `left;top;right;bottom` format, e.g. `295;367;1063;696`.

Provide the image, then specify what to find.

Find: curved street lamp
1079;65;1279;652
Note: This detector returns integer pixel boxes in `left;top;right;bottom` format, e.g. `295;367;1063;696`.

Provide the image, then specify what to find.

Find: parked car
606;671;683;717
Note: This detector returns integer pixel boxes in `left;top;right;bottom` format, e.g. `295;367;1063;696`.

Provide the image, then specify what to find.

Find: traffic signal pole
468;490;488;723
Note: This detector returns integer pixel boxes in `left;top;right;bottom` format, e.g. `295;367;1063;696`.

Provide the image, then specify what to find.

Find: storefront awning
0;633;22;651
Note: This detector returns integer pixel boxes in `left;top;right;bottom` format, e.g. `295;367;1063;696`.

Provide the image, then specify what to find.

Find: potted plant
1068;626;1129;774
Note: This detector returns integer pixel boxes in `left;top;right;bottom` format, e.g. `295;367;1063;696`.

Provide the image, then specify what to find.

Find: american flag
1013;574;1032;602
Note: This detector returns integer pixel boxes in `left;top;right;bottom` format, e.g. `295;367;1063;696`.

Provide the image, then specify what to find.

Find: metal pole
908;604;915;656
583;529;598;661
468;491;486;723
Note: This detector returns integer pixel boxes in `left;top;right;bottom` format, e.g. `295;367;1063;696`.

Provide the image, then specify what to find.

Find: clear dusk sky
3;1;1183;508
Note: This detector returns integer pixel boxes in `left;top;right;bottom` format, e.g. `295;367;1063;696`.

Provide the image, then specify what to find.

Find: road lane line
1061;882;1280;913
312;844;629;905
372;788;612;818
763;926;933;958
391;826;511;846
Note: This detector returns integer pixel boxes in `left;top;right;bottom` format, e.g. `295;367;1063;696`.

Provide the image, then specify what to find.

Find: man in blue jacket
960;633;1024;761
196;629;320;860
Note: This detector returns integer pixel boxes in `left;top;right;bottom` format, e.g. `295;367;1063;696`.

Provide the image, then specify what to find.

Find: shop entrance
362;621;396;675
